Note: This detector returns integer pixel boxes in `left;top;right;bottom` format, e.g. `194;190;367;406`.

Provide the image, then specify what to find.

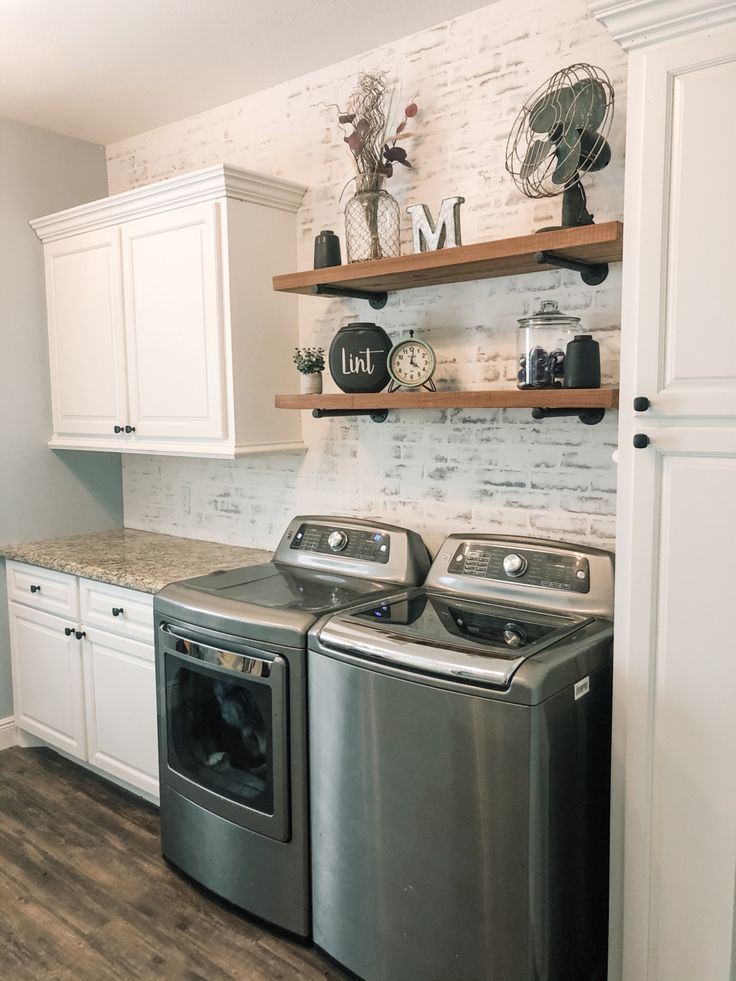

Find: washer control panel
449;543;590;593
289;522;391;564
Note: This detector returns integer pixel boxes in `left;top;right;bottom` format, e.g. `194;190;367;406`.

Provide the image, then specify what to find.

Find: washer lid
317;589;590;688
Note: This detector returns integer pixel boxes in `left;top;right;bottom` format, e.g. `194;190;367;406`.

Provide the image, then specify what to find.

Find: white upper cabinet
31;165;307;458
625;37;736;420
121;202;226;442
44;226;127;437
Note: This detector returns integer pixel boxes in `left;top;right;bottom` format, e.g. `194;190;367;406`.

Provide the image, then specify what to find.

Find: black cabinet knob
114;425;123;434
30;584;41;594
75;630;86;640
633;396;650;412
111;607;124;617
64;627;73;636
124;425;136;434
633;433;650;449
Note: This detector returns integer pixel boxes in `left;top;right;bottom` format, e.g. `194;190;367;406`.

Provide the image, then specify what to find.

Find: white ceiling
0;0;489;145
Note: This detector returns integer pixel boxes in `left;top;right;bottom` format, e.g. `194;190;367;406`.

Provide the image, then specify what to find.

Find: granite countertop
0;528;273;594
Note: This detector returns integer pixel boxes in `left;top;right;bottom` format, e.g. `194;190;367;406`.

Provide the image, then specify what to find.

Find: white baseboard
0;716;17;751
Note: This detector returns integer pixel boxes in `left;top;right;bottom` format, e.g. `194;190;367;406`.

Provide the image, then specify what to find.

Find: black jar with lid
314;230;342;269
563;334;601;389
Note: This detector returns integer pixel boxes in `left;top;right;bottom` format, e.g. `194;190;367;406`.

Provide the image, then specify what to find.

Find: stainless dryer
154;516;430;937
308;534;614;981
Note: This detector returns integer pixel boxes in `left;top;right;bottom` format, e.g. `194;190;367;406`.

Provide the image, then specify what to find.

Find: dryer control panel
449;543;590;593
289;522;390;564
273;516;431;586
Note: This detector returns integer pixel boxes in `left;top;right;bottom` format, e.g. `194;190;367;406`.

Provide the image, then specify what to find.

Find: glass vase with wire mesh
345;176;400;263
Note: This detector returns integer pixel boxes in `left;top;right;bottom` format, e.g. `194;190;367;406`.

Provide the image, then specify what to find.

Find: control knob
327;530;349;552
503;553;528;578
503;623;527;648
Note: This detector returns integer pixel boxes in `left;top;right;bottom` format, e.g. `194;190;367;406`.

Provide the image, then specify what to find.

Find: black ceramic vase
328;322;392;394
563;334;601;388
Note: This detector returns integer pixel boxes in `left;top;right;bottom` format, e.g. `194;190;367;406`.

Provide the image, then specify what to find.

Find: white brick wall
109;0;626;556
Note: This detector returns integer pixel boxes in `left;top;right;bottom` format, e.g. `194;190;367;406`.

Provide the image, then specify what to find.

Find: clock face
388;339;436;388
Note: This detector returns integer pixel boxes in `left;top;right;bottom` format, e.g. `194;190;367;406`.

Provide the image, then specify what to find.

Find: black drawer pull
30;584;41;594
75;630;86;641
633;396;650;412
112;607;124;617
114;425;124;434
633;433;650;449
64;627;73;636
124;425;136;434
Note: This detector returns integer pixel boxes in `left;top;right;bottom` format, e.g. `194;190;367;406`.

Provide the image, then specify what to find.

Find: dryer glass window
165;643;275;814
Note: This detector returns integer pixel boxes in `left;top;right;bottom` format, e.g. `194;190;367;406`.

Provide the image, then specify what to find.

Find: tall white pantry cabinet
590;3;736;980
31;165;307;458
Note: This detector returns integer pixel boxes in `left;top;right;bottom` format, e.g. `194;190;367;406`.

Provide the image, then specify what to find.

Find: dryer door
159;623;290;842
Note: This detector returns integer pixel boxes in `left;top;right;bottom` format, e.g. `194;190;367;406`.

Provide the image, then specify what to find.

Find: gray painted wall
0;116;123;718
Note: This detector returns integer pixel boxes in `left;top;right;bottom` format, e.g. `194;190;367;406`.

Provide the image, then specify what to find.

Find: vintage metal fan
505;64;614;230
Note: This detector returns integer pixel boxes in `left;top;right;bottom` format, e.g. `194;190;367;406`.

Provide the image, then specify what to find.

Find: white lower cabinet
7;561;159;800
83;628;158;797
9;603;86;761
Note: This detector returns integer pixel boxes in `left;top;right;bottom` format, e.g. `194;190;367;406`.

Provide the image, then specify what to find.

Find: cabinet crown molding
30;164;308;243
588;0;736;48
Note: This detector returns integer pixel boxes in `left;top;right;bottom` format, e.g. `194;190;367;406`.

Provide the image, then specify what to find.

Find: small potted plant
293;346;326;394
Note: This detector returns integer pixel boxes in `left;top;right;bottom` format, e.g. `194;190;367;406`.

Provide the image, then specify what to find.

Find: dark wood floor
0;747;347;980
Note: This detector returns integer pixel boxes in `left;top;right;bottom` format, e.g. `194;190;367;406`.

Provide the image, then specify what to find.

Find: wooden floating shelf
275;387;619;412
272;222;623;298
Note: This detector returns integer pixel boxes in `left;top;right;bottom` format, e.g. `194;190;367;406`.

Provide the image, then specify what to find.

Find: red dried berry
405;103;418;118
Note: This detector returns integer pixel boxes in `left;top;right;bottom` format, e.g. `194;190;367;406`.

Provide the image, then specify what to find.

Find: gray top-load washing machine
308;534;614;981
153;516;430;937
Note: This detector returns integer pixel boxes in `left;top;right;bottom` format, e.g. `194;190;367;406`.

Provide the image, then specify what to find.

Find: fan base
535;222;595;233
536;183;595;233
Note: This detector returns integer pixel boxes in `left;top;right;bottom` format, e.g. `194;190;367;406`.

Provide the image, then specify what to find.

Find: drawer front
7;562;78;618
79;579;153;643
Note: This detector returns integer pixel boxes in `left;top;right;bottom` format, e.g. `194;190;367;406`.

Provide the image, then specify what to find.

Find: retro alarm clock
387;330;437;392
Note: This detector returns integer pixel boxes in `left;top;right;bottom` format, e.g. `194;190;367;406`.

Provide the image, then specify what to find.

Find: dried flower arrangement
321;72;419;262
326;71;419;194
293;346;325;374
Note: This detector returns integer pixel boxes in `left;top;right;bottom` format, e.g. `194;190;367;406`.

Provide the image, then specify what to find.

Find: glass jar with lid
516;300;581;390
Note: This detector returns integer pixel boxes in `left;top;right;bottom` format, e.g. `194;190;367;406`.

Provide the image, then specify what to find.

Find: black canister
314;229;342;269
329;322;392;393
563;334;601;388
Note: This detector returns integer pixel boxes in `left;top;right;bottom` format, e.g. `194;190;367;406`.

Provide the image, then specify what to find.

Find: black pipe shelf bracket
312;408;389;424
534;250;609;286
310;284;388;310
531;406;606;426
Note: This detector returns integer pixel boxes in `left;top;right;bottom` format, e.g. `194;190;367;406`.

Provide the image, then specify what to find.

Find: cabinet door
625;35;736;421
9;603;86;760
121;203;227;442
82;628;159;798
613;24;736;981
616;428;736;981
44;227;128;438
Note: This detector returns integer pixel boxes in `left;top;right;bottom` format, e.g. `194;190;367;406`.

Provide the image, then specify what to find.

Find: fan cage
505;63;614;200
